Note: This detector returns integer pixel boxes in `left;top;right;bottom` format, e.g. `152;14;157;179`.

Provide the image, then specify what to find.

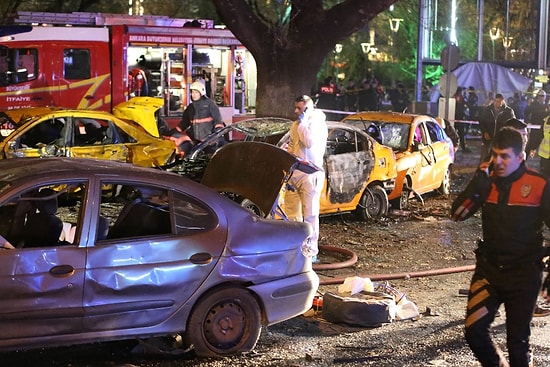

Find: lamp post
389;18;402;88
334;43;343;81
489;27;500;60
502;36;513;61
361;42;372;79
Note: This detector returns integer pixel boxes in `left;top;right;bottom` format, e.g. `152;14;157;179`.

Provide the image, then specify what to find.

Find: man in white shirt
284;95;328;261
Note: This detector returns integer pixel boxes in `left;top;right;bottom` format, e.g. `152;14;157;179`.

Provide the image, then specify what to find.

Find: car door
82;179;224;332
2;116;67;158
67;117;130;162
411;121;439;192
322;127;374;212
423;119;452;189
0;181;87;340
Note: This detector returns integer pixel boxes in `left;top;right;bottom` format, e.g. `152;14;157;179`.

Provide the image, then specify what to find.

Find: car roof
342;111;437;125
0;158;179;187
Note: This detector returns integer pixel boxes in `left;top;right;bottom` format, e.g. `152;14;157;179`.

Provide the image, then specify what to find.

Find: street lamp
502;36;513;60
388;18;403;49
361;42;372;79
489;27;500;60
334;43;343;81
388;18;402;87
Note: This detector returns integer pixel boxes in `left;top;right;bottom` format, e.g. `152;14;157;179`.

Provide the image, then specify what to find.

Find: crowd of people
313;76;412;118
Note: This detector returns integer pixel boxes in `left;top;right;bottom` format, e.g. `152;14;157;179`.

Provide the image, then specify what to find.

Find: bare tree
212;0;398;117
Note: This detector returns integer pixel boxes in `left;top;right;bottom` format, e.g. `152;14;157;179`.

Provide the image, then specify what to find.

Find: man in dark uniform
451;127;550;367
477;93;515;163
170;81;224;158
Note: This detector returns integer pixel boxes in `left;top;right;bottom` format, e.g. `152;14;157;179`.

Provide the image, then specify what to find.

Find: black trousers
465;258;542;367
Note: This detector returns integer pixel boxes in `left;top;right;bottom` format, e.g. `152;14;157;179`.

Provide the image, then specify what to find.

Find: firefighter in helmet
170;81;224;158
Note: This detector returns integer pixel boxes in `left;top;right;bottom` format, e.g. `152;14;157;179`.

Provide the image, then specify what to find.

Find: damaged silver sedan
0;155;318;357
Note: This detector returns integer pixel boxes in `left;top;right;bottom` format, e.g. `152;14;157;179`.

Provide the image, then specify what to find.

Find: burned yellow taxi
176;118;398;220
0;101;175;168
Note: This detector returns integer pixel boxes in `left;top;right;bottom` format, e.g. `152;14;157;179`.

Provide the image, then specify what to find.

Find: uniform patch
521;184;532;198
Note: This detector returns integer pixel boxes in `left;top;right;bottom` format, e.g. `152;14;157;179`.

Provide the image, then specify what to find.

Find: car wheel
356;185;389;221
438;166;451;196
185;286;262;357
240;198;265;217
390;186;410;210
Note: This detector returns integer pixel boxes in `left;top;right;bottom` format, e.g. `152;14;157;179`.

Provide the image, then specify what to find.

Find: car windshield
233;118;292;138
345;119;411;152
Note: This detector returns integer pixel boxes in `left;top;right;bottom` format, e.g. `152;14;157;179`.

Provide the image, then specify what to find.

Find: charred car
171;118;397;220
0;156;318;356
342;111;455;209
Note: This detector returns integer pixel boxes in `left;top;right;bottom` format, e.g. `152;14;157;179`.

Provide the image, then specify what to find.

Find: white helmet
190;81;206;96
537;89;546;98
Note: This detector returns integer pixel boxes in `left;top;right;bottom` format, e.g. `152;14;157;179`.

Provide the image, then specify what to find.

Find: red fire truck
0;12;253;123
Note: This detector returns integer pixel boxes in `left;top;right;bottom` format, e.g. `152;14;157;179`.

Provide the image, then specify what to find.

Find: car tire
185;286;262;357
390;185;410;210
437;166;451;196
240;198;265;217
356;185;389;221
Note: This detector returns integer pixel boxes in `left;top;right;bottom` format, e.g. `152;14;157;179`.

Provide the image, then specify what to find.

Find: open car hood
112;97;164;137
200;141;318;217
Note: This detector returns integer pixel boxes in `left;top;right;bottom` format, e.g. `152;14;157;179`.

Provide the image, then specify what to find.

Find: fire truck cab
0;12;254;124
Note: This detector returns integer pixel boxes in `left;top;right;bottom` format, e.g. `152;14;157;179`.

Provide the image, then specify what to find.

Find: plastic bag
337;276;374;295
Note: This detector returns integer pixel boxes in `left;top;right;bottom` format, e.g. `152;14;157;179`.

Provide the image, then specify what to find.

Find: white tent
451;62;532;102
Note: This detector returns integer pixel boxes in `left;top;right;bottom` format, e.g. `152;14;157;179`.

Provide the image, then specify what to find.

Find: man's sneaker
533;305;550;317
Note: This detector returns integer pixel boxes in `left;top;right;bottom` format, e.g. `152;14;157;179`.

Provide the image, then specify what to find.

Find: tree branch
212;0;269;55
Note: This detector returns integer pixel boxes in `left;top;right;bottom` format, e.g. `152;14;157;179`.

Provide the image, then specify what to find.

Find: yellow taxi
342;111;455;209
0;99;176;168
280;121;398;220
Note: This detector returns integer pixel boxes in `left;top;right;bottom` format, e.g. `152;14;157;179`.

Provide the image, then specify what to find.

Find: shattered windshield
345;119;411;152
233;117;292;138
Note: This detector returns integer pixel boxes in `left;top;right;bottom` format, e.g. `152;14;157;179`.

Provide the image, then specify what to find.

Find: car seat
23;189;63;247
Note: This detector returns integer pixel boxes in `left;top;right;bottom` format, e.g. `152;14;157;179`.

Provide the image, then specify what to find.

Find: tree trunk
255;47;327;119
213;0;398;117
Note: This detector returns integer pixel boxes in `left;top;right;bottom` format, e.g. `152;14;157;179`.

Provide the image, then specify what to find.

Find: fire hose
314;244;475;286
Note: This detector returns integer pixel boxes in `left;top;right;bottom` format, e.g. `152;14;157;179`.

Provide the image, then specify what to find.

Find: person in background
388;82;410;112
477;93;515;162
454;86;470;153
284;95;328;262
316;76;339;120
343;79;358;112
525;89;550;158
483;91;495;106
357;79;381;112
451;127;550;367
536;115;550;178
170;81;224;158
466;86;479;120
510;92;526;120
